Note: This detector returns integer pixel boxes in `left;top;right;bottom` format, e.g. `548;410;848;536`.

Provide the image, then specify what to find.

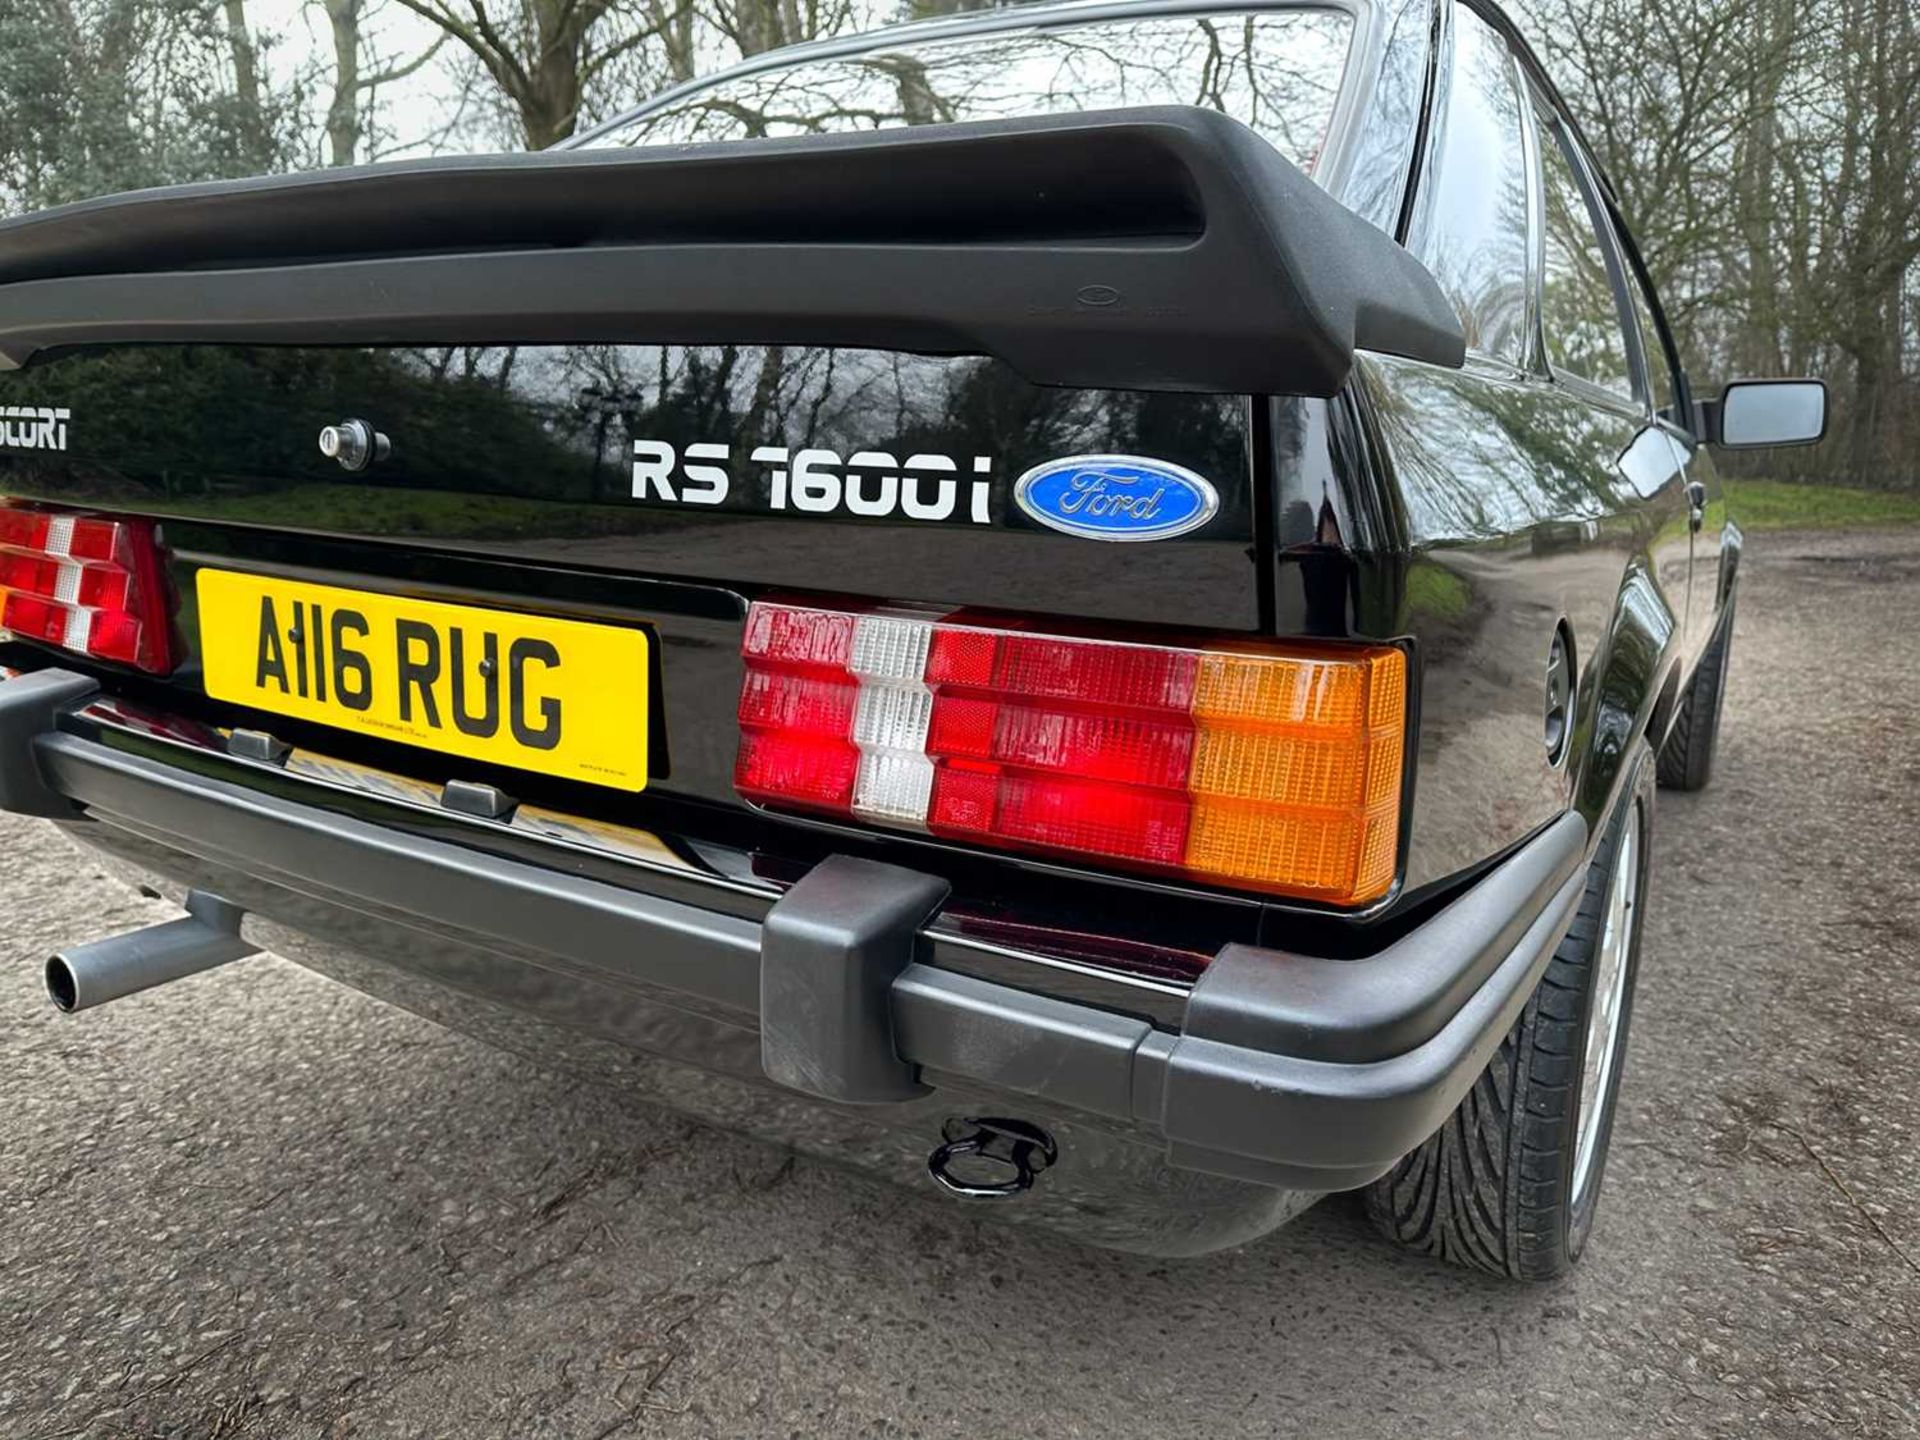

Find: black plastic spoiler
0;107;1463;395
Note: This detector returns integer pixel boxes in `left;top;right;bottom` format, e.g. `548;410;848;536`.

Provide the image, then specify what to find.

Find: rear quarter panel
1323;354;1691;894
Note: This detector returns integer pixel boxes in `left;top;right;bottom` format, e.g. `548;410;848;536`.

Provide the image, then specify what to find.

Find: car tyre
1362;746;1655;1280
1656;594;1734;791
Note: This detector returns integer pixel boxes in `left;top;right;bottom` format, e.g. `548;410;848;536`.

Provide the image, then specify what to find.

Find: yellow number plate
197;570;649;791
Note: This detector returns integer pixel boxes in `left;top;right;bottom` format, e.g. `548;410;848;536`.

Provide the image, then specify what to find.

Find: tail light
0;502;176;673
736;602;1407;906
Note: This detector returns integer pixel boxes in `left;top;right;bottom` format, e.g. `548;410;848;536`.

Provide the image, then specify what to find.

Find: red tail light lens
0;502;176;673
736;602;1408;906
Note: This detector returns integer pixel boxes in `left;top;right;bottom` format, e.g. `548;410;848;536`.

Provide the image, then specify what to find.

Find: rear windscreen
582;8;1355;176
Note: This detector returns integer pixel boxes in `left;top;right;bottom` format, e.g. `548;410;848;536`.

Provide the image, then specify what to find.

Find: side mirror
1703;378;1828;448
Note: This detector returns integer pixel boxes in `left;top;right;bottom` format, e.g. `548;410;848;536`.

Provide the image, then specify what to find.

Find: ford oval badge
1013;454;1220;542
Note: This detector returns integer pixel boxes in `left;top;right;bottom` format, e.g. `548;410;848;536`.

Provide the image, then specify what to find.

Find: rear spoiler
0;106;1463;395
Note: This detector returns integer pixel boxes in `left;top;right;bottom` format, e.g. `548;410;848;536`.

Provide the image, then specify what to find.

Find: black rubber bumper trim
0;669;98;816
893;814;1587;1190
1156;815;1587;1189
1186;812;1588;1064
4;669;1586;1191
33;725;767;1014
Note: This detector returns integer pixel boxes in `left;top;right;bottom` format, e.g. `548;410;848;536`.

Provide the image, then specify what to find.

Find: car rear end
0;1;1587;1255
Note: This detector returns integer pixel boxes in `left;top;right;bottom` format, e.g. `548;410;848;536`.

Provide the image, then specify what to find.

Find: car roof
570;0;1623;238
568;0;1378;149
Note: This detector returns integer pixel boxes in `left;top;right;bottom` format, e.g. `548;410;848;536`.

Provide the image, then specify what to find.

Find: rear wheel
1362;747;1655;1280
1657;595;1734;791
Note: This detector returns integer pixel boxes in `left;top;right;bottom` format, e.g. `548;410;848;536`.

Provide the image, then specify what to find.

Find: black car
0;0;1825;1277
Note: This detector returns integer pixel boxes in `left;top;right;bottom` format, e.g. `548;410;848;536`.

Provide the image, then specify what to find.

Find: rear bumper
3;667;1587;1247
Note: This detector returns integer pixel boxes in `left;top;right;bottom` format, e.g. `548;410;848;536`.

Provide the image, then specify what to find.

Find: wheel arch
1719;519;1745;603
1570;561;1681;843
1644;655;1685;757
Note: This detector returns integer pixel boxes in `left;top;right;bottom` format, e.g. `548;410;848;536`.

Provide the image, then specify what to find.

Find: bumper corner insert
761;854;949;1104
0;668;98;816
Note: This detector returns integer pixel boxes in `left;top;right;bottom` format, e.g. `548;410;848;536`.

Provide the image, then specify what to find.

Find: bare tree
318;0;446;165
222;0;267;159
389;0;665;147
322;0;362;163
641;0;700;84
1523;0;1920;486
1;0;310;211
704;0;858;59
1821;0;1920;475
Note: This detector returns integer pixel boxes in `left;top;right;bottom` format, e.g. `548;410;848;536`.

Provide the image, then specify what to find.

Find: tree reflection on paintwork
590;10;1354;175
1408;8;1532;367
1342;353;1692;890
1336;0;1430;233
1357;355;1653;544
1536;108;1636;401
0;342;1248;537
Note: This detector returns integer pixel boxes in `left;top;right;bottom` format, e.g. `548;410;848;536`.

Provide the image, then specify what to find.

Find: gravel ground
2;527;1917;1440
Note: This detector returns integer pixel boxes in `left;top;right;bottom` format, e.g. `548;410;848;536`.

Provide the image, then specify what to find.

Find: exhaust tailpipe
47;890;257;1013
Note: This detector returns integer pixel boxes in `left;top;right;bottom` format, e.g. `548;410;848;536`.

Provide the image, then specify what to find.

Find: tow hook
927;1117;1057;1198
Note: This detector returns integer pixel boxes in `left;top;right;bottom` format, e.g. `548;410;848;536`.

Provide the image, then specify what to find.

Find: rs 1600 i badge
1014;454;1219;541
632;440;992;524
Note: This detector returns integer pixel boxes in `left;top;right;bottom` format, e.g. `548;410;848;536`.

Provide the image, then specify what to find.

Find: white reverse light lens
848;613;938;823
849;614;932;680
852;681;932;751
853;749;935;821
